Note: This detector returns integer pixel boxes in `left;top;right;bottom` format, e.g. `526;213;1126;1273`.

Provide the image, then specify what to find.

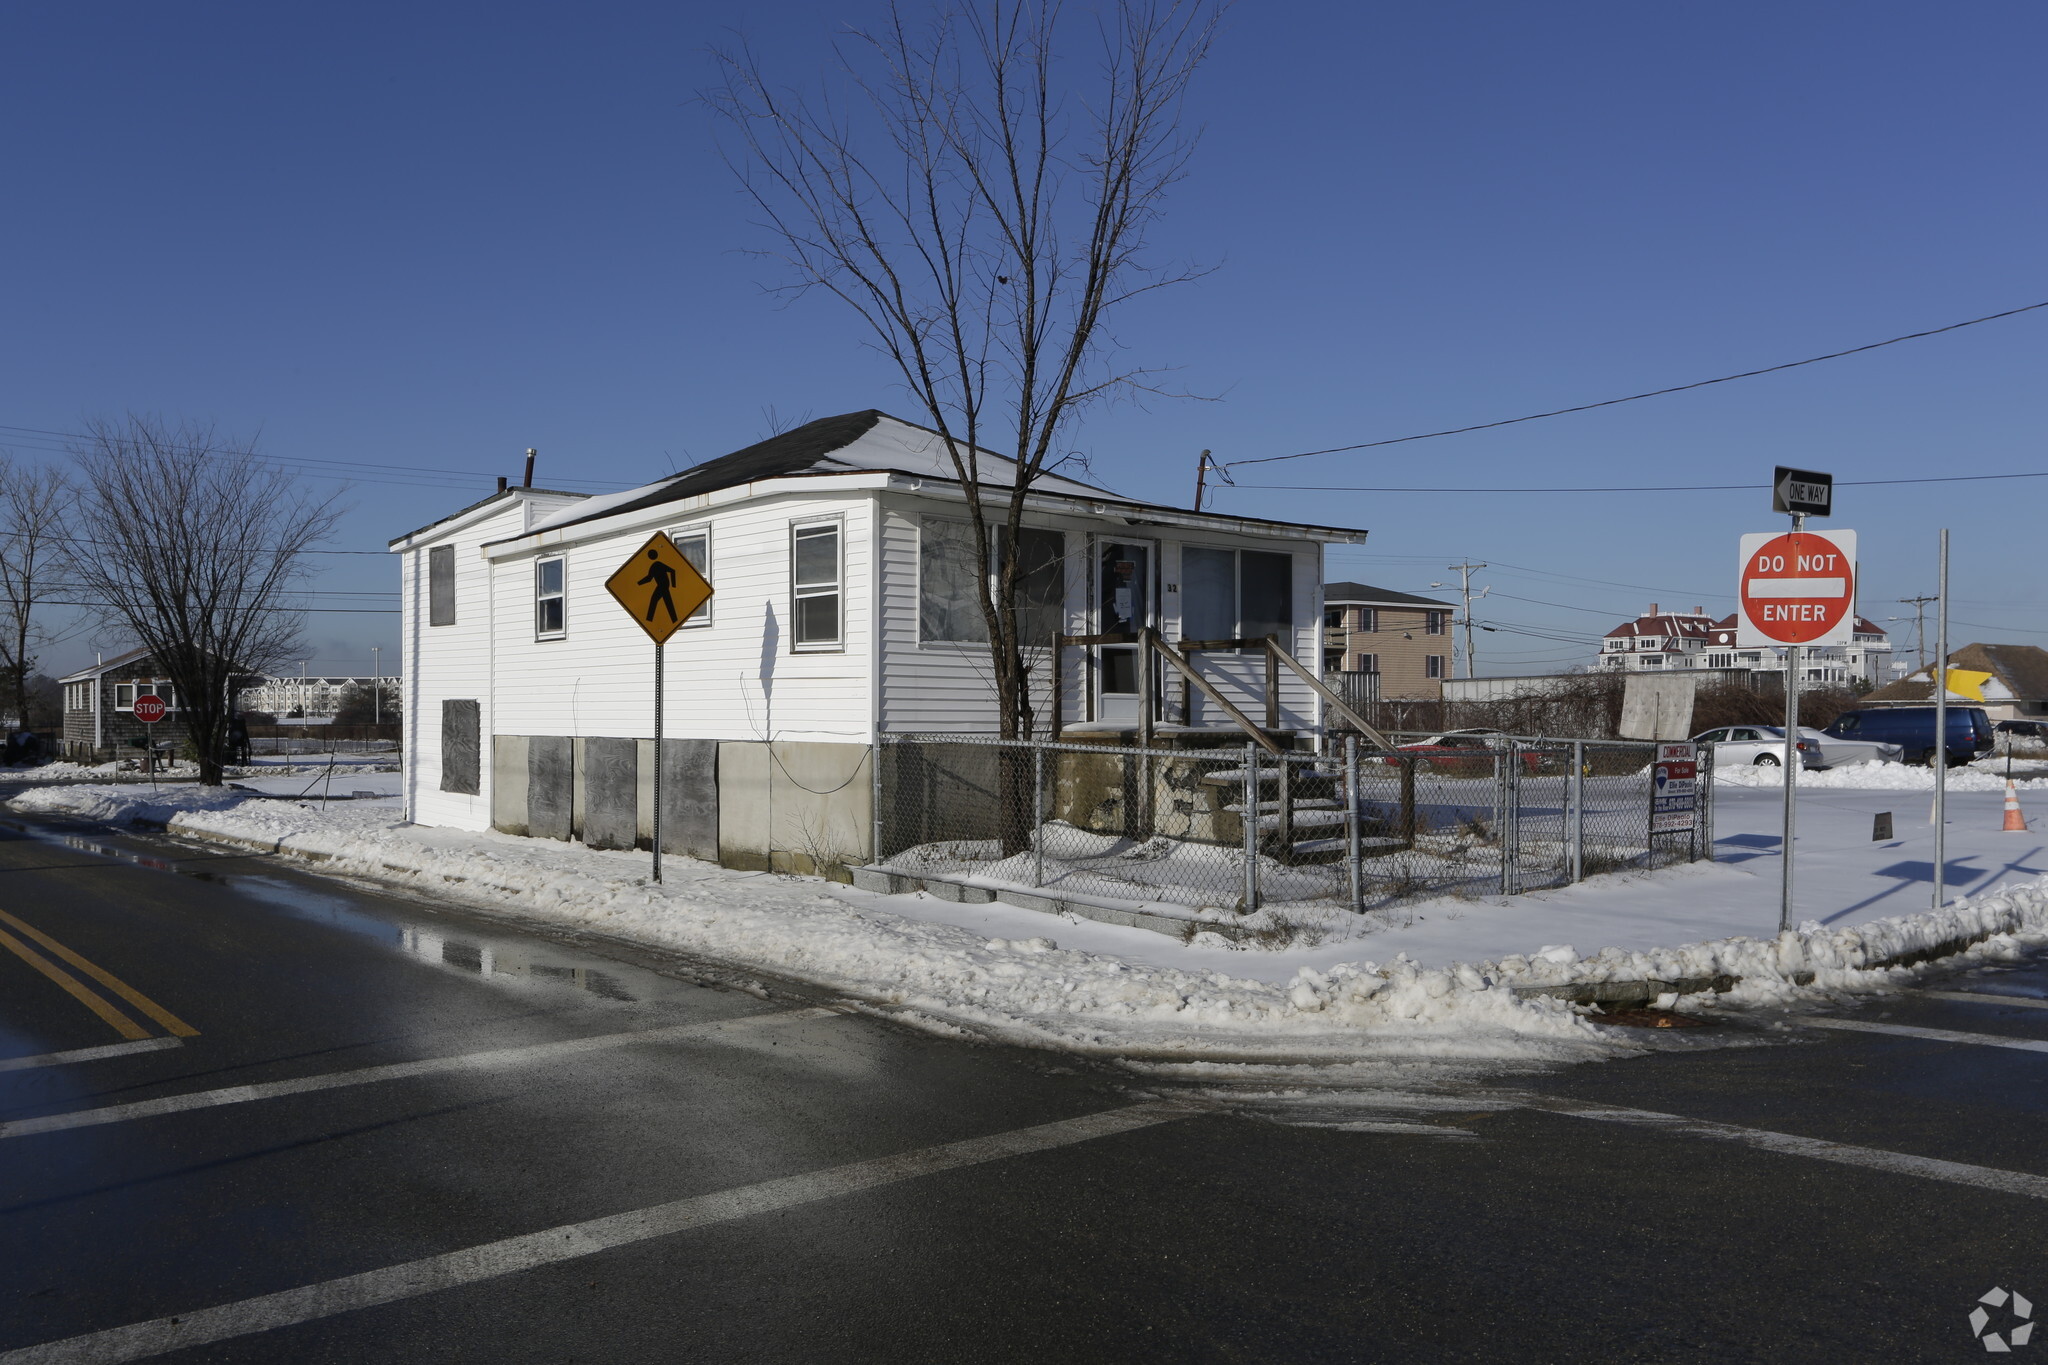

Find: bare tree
0;457;78;731
709;0;1220;740
65;417;344;784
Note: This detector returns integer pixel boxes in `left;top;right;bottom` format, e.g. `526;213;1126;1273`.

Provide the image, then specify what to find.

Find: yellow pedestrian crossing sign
606;532;712;644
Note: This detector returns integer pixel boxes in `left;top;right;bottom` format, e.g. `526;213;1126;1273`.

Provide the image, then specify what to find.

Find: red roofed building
1598;604;1897;687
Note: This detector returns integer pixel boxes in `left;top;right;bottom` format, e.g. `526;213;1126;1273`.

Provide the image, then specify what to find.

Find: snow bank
1715;760;2048;792
6;784;1615;1064
16;781;2048;1062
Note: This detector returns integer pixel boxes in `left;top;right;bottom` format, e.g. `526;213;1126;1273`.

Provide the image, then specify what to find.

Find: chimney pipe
496;476;507;493
523;448;536;488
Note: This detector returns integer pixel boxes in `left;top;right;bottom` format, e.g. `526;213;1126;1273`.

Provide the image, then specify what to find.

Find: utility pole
1447;561;1487;678
1192;450;1213;512
371;645;382;725
1897;595;1937;671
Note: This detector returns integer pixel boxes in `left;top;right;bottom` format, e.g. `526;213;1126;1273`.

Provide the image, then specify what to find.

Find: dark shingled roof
1866;642;2048;703
1324;581;1454;609
540;409;1126;535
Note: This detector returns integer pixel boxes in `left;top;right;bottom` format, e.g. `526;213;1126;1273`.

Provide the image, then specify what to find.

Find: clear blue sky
4;1;2042;679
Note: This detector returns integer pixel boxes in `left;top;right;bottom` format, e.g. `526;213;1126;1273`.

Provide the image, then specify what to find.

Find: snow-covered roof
529;410;1116;536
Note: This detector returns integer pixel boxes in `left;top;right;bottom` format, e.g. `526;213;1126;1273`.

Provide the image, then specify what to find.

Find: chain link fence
873;732;1710;917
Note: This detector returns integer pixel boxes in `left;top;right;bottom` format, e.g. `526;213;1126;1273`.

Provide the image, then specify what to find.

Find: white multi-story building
1597;603;1898;688
241;675;399;719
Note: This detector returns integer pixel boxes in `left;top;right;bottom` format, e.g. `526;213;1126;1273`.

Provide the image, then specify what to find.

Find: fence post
870;735;885;869
1242;741;1261;913
1032;741;1046;888
1569;740;1585;882
1345;735;1364;914
1498;745;1516;895
1399;754;1417;848
1696;742;1715;862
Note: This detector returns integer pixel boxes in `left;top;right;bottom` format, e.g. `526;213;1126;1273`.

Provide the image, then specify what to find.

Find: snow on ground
11;759;2048;1063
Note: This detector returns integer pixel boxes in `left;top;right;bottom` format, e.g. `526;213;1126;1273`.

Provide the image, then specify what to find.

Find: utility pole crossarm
1447;561;1487;680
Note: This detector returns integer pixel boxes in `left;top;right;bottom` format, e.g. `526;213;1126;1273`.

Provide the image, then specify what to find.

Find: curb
851;865;1253;942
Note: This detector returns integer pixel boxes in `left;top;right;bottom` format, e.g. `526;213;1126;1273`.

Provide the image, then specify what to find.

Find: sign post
132;694;167;786
1737;483;1854;933
605;532;713;883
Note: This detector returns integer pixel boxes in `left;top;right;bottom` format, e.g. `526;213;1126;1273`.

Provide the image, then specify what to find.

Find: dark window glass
1010;527;1065;647
1240;551;1292;644
1180;547;1235;641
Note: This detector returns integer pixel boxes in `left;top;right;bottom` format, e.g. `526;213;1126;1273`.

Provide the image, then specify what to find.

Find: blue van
1823;706;1994;766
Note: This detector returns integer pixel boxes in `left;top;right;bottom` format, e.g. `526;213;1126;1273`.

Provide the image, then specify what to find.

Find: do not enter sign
132;695;167;724
1736;528;1858;646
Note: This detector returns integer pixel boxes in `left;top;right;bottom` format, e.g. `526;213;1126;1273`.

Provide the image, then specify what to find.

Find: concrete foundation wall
491;735;530;834
489;733;862;881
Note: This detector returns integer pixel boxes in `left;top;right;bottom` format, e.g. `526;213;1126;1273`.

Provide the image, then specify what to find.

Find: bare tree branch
707;0;1220;741
64;416;345;784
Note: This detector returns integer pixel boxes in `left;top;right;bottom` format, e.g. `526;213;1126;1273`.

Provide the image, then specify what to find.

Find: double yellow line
0;906;197;1042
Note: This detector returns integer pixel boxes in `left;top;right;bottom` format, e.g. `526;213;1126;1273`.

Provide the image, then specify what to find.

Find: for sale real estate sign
1651;741;1699;834
1735;528;1858;648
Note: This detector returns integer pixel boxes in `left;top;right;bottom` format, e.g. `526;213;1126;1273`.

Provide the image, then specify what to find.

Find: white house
1598;602;1895;688
392;410;1366;875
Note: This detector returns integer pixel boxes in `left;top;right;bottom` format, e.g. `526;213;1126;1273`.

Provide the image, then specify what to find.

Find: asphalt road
3;810;2047;1363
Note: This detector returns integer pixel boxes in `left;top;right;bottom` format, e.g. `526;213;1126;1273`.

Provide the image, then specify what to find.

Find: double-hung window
1425;610;1446;635
1356;608;1377;633
792;522;842;650
1180;547;1294;648
114;682;176;712
1353;653;1379;674
1426;655;1446;679
535;557;566;639
672;528;712;627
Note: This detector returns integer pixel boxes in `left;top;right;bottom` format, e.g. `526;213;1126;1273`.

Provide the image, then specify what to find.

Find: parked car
1794;726;1903;768
1822;706;1994;767
1995;719;2048;745
1691;726;1823;769
1385;729;1543;775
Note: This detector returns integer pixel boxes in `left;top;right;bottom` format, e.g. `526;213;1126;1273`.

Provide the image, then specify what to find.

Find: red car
1382;729;1543;776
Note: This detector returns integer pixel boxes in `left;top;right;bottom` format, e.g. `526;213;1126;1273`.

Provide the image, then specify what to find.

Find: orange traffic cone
2003;780;2029;832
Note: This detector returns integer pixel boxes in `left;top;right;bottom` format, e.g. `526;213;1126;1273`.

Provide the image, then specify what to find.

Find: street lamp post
371;646;381;726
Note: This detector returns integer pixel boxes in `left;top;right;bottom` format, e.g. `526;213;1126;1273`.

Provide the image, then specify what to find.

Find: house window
1353;653;1379;674
65;681;91;711
429;545;456;626
673;529;712;627
919;520;1065;647
1180;547;1293;647
1357;608;1377;633
1642;654;1664;667
534;557;566;639
1605;639;1624;651
1425;611;1446;635
792;522;842;649
1425;654;1445;679
1324;607;1343;631
113;682;177;712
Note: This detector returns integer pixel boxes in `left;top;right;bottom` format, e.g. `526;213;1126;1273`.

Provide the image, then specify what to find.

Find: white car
1795;726;1903;768
1691;725;1901;769
1692;726;1822;769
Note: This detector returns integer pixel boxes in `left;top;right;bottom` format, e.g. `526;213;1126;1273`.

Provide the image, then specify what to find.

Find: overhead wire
1219;299;2048;471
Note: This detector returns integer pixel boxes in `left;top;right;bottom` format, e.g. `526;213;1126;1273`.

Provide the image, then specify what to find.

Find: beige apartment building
1322;582;1456;699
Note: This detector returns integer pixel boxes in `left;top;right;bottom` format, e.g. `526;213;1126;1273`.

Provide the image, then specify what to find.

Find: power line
1235;470;2048;495
1221;298;2048;470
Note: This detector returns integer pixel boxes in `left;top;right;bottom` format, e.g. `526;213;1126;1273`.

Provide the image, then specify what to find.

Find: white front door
1095;538;1155;723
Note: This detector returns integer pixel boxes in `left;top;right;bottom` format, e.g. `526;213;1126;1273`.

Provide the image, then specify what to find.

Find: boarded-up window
429;546;456;626
441;700;480;794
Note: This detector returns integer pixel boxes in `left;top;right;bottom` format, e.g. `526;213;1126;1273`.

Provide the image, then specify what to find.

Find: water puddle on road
0;817;653;1006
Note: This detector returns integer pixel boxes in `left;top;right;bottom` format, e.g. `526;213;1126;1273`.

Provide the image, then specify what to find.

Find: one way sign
1772;466;1832;517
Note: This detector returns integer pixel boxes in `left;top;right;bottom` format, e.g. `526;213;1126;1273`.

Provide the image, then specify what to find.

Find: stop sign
1736;528;1858;647
132;695;167;724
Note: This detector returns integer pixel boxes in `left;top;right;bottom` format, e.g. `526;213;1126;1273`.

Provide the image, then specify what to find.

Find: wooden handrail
1263;637;1397;749
1147;632;1285;755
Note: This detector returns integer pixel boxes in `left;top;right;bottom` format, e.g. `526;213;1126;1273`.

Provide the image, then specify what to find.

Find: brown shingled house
1862;643;2048;722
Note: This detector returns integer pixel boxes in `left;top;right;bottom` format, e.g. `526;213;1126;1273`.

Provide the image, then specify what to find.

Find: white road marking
1800;1017;2048;1054
0;1101;1189;1365
1530;1097;2048;1200
0;1008;833;1141
1923;990;2048;1011
0;1038;182;1074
